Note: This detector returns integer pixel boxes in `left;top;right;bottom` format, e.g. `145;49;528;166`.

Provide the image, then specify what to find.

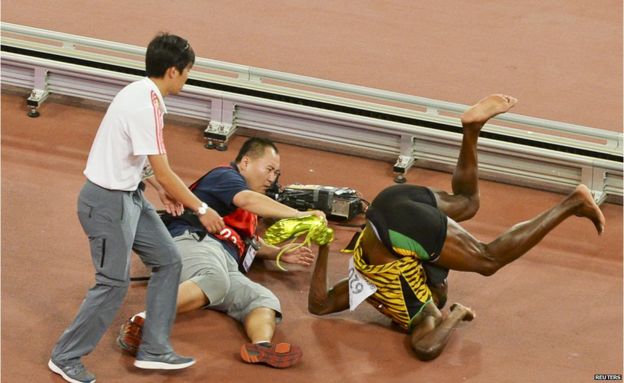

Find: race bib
348;257;377;311
241;245;257;273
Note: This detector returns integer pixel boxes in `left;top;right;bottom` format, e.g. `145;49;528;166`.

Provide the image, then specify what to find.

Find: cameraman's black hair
235;137;279;163
145;33;195;78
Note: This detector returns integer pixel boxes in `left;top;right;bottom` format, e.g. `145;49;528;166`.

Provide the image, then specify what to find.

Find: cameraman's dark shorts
365;184;448;264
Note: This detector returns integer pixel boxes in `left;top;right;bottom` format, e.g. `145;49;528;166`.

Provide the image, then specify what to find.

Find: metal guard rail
1;22;622;204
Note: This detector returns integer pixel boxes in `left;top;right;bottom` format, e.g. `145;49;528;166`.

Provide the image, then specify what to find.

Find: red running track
1;2;622;382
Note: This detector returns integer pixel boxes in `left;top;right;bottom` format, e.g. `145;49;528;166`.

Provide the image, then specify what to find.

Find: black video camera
267;177;365;221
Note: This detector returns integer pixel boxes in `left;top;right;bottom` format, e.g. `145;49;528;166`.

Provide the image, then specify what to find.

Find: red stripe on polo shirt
151;91;166;154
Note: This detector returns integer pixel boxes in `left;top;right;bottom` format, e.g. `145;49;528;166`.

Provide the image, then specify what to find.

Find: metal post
26;67;49;117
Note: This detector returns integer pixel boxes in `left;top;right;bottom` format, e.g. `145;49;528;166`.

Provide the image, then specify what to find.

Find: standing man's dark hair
145;33;195;78
236;137;279;163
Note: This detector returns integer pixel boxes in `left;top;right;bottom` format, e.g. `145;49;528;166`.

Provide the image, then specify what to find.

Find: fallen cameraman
118;137;324;368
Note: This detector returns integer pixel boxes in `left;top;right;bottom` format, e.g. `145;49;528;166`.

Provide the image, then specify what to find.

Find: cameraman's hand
297;209;326;221
199;208;225;233
280;246;315;267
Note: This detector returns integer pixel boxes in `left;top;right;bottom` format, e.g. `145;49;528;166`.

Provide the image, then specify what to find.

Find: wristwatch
196;202;208;216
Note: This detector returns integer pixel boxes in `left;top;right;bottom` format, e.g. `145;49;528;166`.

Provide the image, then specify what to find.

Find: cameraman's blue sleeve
193;168;249;215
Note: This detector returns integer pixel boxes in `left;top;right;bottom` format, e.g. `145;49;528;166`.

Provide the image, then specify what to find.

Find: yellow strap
274;228;317;271
265;215;335;271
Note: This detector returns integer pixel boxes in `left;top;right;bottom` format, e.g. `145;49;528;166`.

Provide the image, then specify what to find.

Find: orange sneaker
240;342;302;368
116;315;144;356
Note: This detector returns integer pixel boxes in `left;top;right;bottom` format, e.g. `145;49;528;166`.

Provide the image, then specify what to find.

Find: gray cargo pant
51;180;182;363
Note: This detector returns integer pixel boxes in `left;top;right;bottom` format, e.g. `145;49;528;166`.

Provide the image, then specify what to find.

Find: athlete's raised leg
432;94;518;222
436;184;605;275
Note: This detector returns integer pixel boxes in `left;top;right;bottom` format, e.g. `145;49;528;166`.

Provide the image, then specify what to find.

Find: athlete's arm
308;244;349;314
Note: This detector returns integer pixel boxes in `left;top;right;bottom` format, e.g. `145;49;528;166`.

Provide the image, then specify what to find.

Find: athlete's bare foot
570;184;606;234
461;94;518;129
450;303;476;321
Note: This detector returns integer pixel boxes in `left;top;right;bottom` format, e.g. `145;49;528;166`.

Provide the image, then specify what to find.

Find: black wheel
27;109;40;118
393;174;407;183
216;142;227;151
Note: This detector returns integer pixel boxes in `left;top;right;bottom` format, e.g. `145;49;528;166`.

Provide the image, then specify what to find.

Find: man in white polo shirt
48;33;225;383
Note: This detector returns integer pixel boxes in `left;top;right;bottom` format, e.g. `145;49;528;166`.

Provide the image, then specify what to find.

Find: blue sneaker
134;350;195;370
48;359;95;383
